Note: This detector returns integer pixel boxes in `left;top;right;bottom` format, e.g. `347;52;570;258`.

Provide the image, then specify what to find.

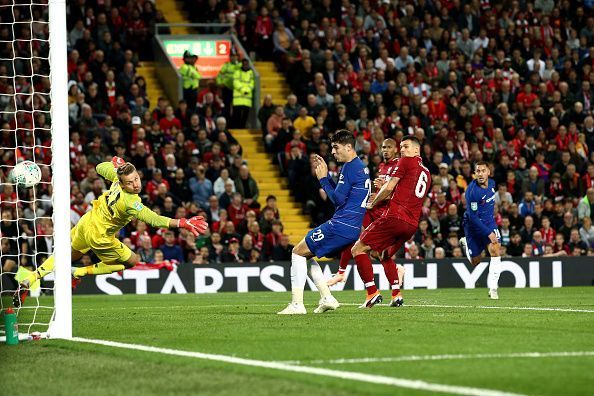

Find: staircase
156;0;191;35
136;63;167;110
232;129;310;245
254;62;290;104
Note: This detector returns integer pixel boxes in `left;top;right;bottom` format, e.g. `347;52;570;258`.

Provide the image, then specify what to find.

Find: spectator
189;165;213;209
568;228;588;255
238;234;255;262
271;234;293;261
579;216;594;247
578;188;594;221
221;237;242;262
160;231;184;263
234;165;260;209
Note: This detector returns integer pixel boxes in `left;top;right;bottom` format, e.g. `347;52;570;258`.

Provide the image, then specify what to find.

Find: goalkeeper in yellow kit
14;157;208;306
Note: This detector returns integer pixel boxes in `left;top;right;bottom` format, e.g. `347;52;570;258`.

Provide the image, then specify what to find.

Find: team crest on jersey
470;202;478;211
133;201;143;211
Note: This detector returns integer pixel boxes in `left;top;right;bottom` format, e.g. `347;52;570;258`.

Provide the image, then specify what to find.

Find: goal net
0;0;71;340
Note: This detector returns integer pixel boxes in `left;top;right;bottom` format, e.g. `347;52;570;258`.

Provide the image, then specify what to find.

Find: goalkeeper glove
179;216;209;236
112;156;125;168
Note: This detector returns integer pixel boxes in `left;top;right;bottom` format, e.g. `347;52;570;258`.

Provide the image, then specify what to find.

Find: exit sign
163;39;231;79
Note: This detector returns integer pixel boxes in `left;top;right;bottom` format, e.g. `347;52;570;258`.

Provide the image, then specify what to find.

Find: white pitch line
74;303;594;313
405;304;594;313
71;337;524;396
277;351;594;365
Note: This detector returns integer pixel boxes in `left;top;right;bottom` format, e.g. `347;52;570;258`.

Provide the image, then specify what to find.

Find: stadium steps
232;128;310;245
156;0;192;35
254;62;290;104
136;62;167;110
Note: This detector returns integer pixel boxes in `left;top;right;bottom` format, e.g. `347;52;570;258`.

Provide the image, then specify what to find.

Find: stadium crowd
228;0;594;259
2;0;594;277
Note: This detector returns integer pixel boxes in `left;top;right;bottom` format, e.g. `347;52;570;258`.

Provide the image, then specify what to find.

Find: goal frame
47;0;71;339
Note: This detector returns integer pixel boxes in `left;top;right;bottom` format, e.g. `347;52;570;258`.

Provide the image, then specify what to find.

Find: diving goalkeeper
13;157;208;306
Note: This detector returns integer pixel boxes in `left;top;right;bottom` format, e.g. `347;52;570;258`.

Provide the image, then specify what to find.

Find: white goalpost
47;0;71;340
0;0;71;340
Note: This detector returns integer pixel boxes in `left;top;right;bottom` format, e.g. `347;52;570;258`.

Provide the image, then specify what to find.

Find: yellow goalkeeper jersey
90;162;170;235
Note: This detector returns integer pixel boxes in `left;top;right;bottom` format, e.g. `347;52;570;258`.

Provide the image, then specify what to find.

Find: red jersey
386;156;431;226
369;157;399;217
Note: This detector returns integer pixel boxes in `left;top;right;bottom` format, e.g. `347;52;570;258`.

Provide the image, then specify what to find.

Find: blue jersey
463;178;497;238
319;157;370;240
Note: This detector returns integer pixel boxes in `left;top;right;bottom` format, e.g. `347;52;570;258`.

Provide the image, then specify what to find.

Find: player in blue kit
459;161;502;300
278;130;371;314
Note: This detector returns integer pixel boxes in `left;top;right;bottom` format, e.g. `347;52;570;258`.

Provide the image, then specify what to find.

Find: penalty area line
71;337;524;396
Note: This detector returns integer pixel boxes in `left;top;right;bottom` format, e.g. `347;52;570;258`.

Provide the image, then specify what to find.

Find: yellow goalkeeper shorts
70;212;132;263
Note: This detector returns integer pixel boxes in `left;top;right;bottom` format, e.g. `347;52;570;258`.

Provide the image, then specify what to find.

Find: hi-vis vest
232;68;255;107
179;63;201;90
216;61;240;89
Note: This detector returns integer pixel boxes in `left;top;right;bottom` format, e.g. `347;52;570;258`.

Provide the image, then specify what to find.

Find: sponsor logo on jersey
471;202;478;211
133;201;143;211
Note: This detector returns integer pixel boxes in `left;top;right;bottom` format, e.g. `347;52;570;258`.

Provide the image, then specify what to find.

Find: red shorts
360;215;417;254
363;206;385;228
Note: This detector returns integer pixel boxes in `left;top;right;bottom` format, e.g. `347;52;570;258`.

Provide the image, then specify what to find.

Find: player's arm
318;162;351;206
128;199;208;236
96;162;118;183
96;156;126;183
367;176;400;209
465;188;497;240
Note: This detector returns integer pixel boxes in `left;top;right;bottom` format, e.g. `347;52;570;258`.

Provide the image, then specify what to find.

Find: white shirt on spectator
374;57;394;71
472;36;488;52
527;58;546;78
214;177;235;197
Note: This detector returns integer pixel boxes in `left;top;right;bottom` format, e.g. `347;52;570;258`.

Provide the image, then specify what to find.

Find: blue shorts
464;225;500;258
305;220;356;259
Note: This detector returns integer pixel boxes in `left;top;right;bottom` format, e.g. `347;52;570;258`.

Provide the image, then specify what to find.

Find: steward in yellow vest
232;58;255;127
179;50;200;108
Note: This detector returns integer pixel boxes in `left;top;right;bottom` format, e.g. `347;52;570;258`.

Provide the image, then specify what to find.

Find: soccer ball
9;160;42;188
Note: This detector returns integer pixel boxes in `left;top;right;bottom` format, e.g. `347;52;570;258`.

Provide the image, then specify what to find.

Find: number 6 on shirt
415;172;429;198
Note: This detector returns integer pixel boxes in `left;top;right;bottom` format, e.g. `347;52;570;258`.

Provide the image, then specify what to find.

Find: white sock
290;253;307;304
488;256;501;290
462;238;472;264
309;259;332;299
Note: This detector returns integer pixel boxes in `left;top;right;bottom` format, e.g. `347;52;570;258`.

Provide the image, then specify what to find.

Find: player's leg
381;245;404;306
73;239;133;278
327;243;353;286
310;258;340;314
486;241;502;300
383;224;416;306
460;228;484;267
352;217;398;308
278;238;311;314
14;248;85;307
351;238;383;308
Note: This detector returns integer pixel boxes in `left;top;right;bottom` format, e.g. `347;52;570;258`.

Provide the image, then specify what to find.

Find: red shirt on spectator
515;90;538;108
228;202;248;226
159;116;182;135
540;227;556;245
428;98;447;121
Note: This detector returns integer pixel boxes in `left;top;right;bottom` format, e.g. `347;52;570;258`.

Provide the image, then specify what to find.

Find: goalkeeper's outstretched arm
110;157;209;236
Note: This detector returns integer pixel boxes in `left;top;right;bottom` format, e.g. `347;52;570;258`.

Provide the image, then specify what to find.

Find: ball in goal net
0;0;71;341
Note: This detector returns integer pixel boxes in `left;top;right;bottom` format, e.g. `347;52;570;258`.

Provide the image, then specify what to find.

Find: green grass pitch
1;287;593;395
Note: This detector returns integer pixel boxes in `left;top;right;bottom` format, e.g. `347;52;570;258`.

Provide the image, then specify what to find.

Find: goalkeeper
14;157;208;306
